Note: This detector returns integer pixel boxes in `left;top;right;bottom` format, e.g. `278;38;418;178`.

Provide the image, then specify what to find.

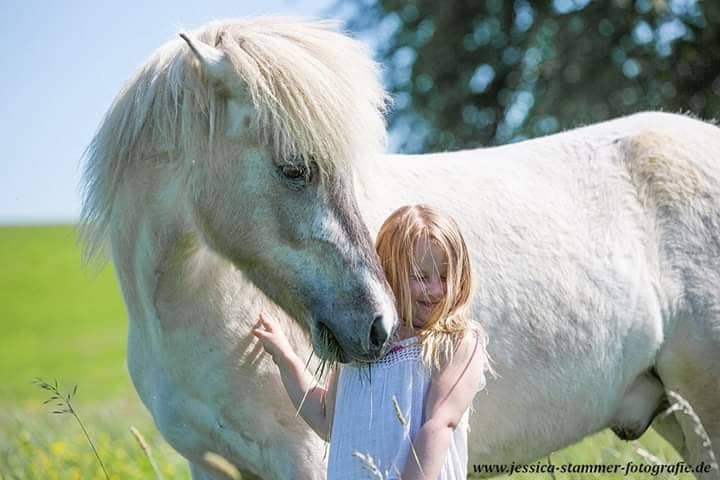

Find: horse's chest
127;325;223;455
155;391;214;456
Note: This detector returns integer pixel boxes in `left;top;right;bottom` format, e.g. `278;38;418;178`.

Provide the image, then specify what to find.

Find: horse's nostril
369;314;389;351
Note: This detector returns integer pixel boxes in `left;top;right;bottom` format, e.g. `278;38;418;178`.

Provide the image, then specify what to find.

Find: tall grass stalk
546;453;557;480
352;451;385;480
663;390;718;473
393;395;424;478
130;426;165;480
33;378;111;480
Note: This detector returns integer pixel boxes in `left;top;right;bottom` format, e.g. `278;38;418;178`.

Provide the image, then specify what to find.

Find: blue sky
0;0;354;225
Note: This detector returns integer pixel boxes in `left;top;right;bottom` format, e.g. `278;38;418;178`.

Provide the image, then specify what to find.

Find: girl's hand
252;312;294;363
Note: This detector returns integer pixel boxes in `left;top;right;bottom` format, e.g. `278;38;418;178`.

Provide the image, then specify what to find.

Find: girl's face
409;237;448;329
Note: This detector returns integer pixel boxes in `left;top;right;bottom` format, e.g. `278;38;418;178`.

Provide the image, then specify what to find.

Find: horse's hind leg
655;317;720;479
651;408;687;460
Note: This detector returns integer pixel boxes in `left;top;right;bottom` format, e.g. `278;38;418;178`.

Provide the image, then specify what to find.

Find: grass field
0;225;699;479
0;225;190;479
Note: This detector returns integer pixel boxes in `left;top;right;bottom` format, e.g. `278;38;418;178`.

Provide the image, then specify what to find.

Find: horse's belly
467;379;616;467
467;292;665;468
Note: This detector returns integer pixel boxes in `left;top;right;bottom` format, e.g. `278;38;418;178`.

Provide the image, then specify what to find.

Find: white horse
81;17;720;480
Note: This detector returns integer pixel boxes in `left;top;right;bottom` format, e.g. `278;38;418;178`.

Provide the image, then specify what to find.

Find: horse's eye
281;164;308;180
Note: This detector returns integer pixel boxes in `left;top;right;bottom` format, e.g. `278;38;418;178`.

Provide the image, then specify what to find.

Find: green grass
0;399;191;480
0;224;191;478
0;224;702;479
0;225;129;404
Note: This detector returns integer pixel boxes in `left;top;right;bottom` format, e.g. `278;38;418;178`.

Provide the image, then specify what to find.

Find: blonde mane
80;17;388;262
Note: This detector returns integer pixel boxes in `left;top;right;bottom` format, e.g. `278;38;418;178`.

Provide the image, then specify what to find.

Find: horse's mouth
314;321;344;363
314;321;384;364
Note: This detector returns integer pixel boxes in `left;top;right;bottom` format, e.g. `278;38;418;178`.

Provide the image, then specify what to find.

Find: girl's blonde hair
375;204;491;372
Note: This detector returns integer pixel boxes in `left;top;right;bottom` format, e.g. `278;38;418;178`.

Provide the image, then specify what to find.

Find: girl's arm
400;331;486;480
252;312;338;441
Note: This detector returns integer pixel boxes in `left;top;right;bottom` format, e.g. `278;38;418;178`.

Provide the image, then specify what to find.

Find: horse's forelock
80;17;387;263
210;18;388;176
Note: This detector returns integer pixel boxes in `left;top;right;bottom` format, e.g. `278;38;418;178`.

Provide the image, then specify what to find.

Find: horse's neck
109;177;312;362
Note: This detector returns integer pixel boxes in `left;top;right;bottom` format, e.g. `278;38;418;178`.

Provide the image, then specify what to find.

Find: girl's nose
428;275;445;299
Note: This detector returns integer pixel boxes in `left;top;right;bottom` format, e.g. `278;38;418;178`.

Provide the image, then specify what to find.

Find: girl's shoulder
431;327;491;390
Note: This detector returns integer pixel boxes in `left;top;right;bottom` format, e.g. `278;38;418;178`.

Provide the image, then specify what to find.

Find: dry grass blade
130;426;165;480
296;381;313;418
392;395;423;477
633;441;663;466
547;453;557;480
204;451;241;480
662;390;718;473
352;451;386;480
392;396;408;427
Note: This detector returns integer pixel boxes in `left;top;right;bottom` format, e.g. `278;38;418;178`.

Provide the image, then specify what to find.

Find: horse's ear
179;32;243;96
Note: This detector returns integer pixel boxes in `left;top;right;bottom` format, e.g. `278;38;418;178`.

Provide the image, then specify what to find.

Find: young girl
253;204;492;479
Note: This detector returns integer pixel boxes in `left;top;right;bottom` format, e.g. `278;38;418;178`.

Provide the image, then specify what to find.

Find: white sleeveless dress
327;336;480;480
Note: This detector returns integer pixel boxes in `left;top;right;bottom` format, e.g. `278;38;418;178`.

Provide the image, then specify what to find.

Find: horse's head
166;20;396;362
